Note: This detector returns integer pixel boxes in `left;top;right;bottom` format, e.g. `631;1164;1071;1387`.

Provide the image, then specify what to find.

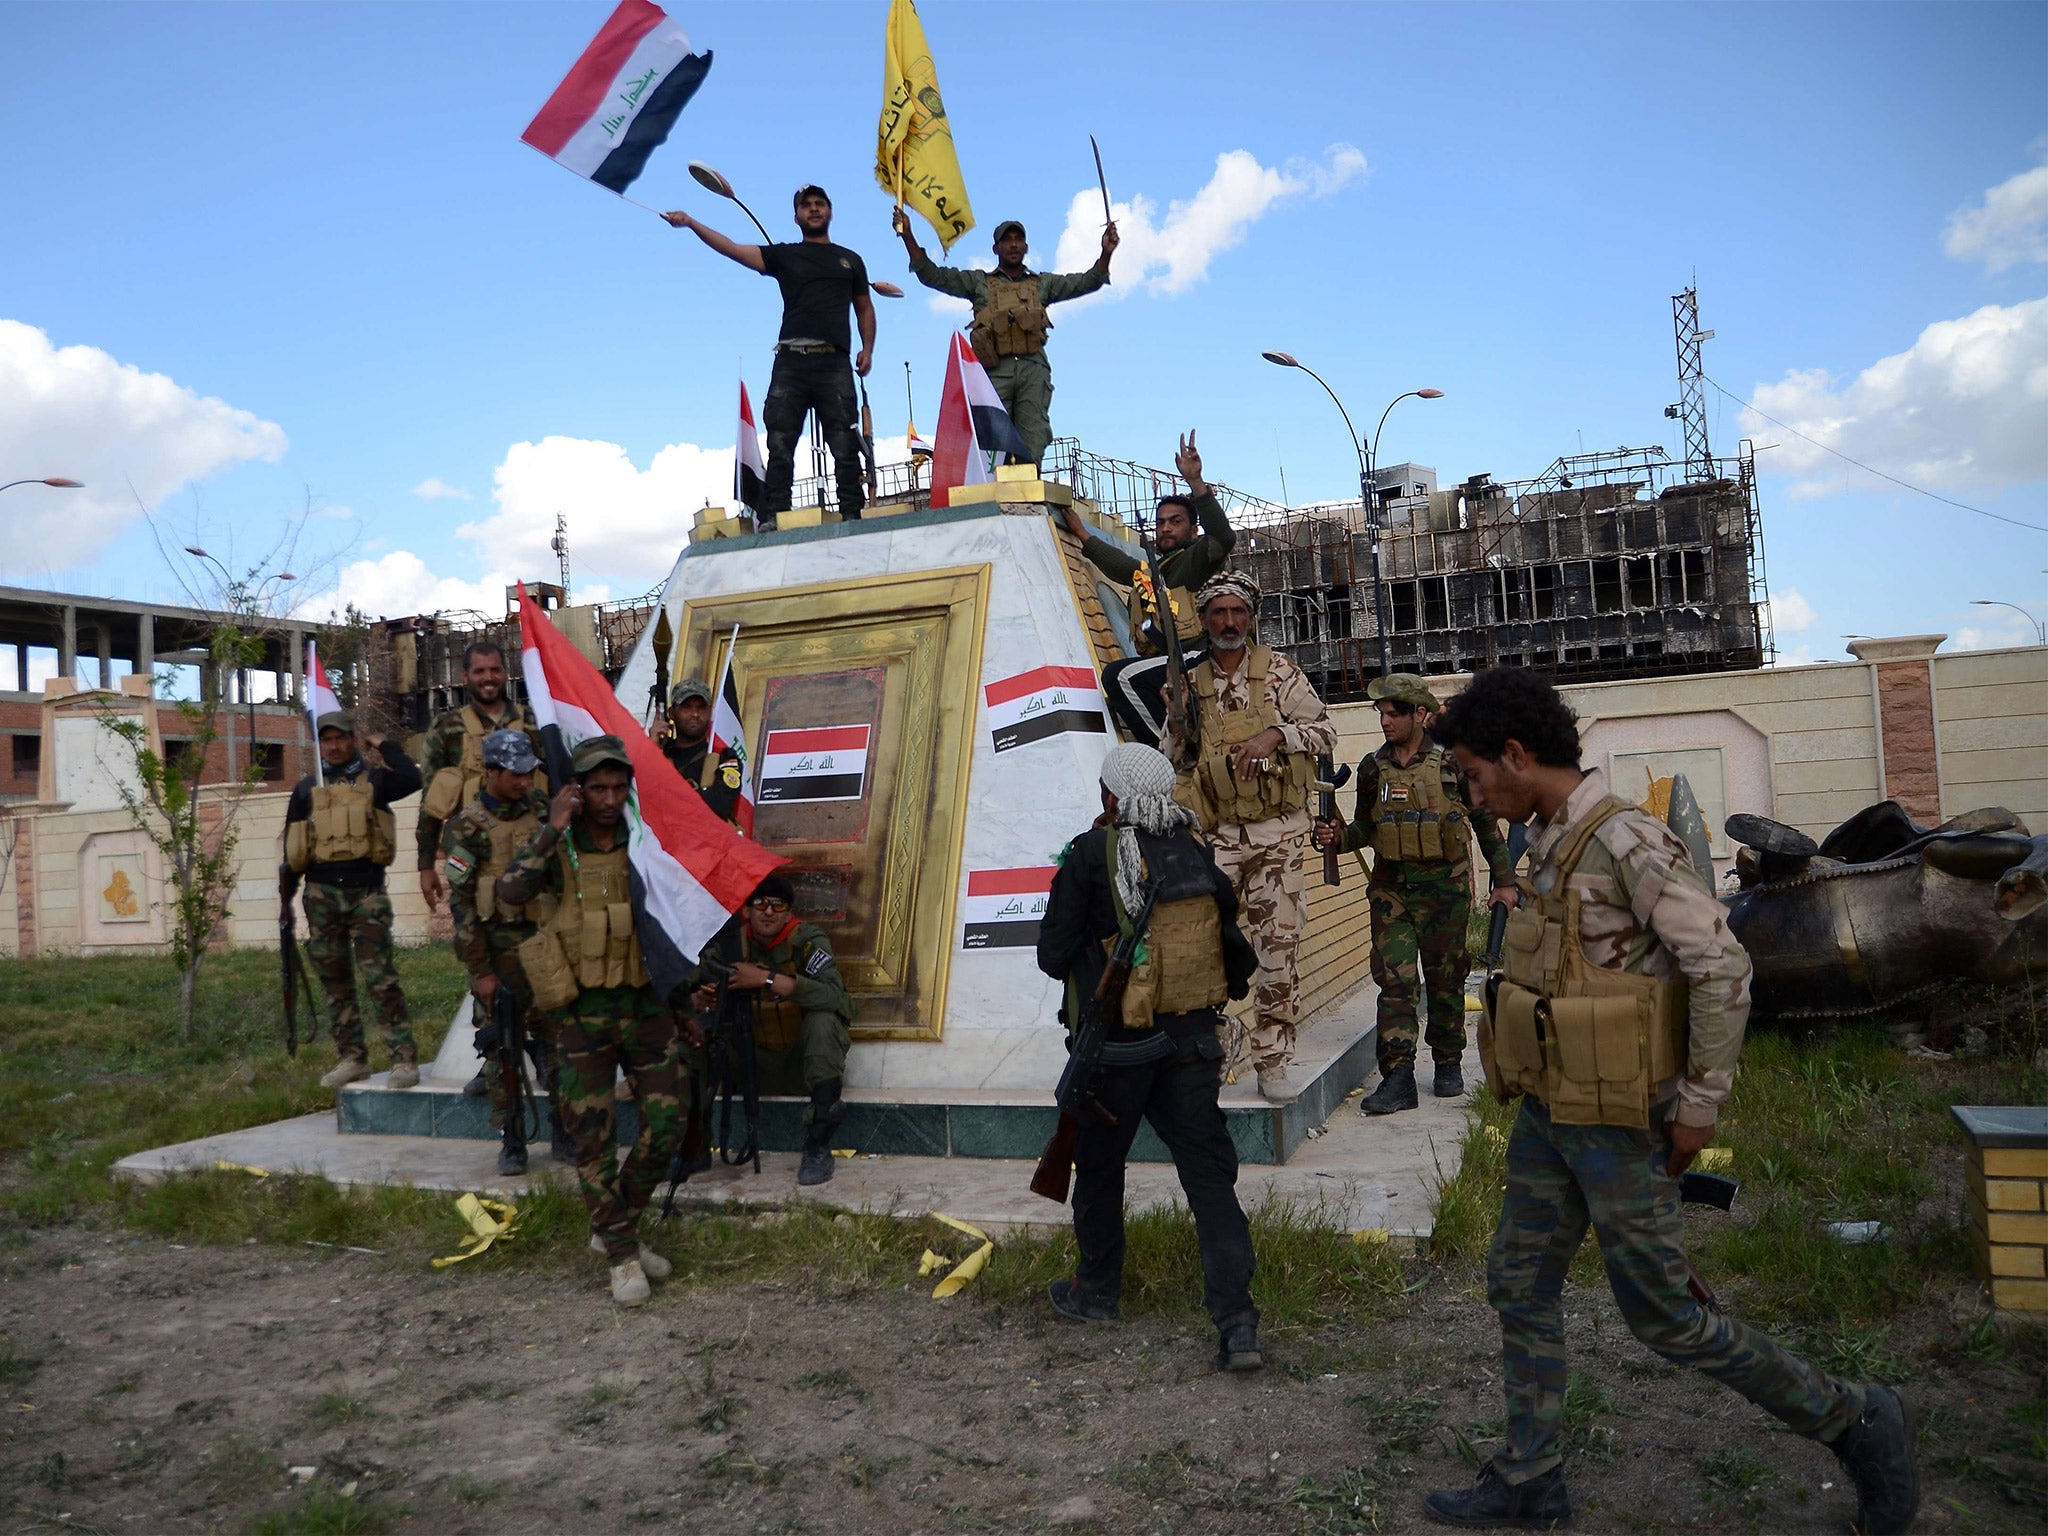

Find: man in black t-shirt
665;184;877;524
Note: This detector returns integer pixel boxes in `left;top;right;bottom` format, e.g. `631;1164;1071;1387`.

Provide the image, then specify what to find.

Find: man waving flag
522;0;712;197
516;586;781;998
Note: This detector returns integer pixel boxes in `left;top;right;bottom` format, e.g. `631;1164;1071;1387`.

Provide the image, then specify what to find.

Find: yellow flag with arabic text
876;0;974;252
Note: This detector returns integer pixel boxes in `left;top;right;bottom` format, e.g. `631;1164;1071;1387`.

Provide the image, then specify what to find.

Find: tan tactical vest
1480;798;1688;1129
969;273;1049;365
422;705;521;822
1370;747;1472;864
748;936;805;1053
516;837;649;1011
1104;833;1228;1030
1126;572;1201;658
285;779;396;872
469;799;543;925
1182;647;1314;831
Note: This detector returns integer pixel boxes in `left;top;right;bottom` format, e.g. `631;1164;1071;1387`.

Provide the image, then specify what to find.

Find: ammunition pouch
516;928;580;1013
422;767;470;823
550;843;649;994
285;820;311;875
1370;748;1471;865
1184;648;1312;831
305;781;395;867
970;272;1050;365
472;807;543;924
753;994;804;1053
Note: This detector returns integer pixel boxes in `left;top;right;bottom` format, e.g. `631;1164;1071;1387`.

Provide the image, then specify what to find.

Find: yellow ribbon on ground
922;1212;993;1298
875;0;974;251
430;1194;520;1268
213;1160;270;1177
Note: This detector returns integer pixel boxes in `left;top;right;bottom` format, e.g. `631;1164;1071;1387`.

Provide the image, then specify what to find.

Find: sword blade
1089;134;1112;225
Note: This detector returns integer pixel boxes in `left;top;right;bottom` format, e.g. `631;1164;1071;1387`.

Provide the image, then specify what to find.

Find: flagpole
711;622;741;744
306;641;324;789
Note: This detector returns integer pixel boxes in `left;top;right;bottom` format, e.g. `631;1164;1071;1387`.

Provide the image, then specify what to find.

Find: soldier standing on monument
1162;573;1336;1099
1068;435;1238;745
416;640;543;913
441;730;573;1175
281;711;424;1092
665;186;876;526
1313;673;1515;1114
1420;668;1919;1535
1035;743;1264;1369
494;736;685;1308
895;211;1118;465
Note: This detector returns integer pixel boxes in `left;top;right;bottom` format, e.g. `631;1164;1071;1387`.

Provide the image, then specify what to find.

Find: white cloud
301;550;513;624
1764;586;1816;634
1944;152;2048;272
411;476;472;502
1741;298;2048;496
1051;145;1367;299
0;319;288;576
1953;615;2040;651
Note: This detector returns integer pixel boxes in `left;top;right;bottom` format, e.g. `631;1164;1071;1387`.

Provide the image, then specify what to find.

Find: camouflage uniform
285;743;422;1066
495;819;683;1260
737;919;856;1100
1162;649;1336;1071
415;698;544;875
660;734;744;826
1486;769;1864;1485
441;788;557;1128
1339;741;1511;1073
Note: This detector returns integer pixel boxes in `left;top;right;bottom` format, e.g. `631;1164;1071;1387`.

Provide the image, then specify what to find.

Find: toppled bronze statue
1724;800;2048;1019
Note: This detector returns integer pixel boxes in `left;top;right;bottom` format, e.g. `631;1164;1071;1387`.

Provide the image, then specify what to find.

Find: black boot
1047;1278;1119;1323
1215;1323;1263;1372
1361;1065;1419;1116
1434;1060;1466;1099
1423;1464;1571;1530
1827;1386;1920;1536
496;1139;528;1178
461;1068;489;1098
798;1078;847;1187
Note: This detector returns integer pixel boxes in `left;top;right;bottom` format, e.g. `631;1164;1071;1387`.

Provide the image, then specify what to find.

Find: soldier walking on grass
281;711;423;1091
1313;673;1515;1114
1161;573;1336;1099
440;730;573;1176
494;736;689;1307
1419;667;1919;1534
1035;744;1265;1370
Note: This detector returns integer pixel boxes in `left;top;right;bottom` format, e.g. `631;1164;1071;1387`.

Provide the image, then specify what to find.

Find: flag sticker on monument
757;726;871;804
520;0;712;195
984;665;1107;753
962;867;1057;949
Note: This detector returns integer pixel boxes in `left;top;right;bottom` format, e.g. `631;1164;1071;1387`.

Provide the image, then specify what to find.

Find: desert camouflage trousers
1368;864;1472;1072
1488;1097;1864;1484
303;881;415;1066
1208;824;1307;1071
552;986;683;1261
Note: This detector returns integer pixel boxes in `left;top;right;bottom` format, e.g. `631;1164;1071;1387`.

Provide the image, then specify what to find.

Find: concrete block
777;507;841;529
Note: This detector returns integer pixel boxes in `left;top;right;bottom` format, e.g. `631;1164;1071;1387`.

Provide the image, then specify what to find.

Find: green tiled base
337;1027;1374;1166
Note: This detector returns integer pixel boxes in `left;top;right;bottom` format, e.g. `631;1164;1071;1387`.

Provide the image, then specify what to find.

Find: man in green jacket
896;210;1117;465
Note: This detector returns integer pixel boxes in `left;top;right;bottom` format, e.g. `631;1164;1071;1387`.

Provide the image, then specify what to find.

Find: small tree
101;624;266;1036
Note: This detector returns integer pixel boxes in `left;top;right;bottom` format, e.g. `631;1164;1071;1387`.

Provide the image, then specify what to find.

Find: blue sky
3;0;2043;664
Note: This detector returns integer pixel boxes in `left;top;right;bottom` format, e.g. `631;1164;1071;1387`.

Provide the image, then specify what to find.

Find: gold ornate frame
679;564;989;1041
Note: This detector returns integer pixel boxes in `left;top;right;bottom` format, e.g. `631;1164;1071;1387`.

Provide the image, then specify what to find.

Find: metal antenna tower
550;513;571;599
1670;285;1715;482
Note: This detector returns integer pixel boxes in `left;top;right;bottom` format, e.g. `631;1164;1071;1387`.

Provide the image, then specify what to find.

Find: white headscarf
1100;742;1193;914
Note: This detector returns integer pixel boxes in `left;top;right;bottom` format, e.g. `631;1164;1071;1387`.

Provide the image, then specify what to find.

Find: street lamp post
1970;599;2047;646
0;477;84;494
1260;353;1442;678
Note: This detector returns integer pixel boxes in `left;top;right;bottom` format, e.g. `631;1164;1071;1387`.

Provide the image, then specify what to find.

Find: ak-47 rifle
1483;822;1532;969
662;922;758;1217
858;378;879;504
1678;1170;1738;1311
1030;878;1163;1204
482;979;532;1167
1316;758;1353;887
277;866;313;1057
1141;539;1196;764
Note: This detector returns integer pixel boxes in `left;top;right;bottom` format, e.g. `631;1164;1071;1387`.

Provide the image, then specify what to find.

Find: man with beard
657;677;742;825
665;185;876;525
1161;573;1334;1099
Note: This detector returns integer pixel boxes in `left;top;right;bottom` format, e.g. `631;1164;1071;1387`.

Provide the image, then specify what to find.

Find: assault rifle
1482;822;1532;968
277;866;313;1057
1141;538;1196;766
481;980;532;1168
1678;1169;1739;1312
661;924;758;1217
1315;758;1352;887
1030;879;1162;1204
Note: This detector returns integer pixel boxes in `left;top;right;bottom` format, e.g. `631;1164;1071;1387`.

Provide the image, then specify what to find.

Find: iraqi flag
735;382;766;513
961;866;1057;949
930;333;1027;507
984;665;1108;754
521;0;712;196
757;725;871;804
515;585;781;999
710;663;755;835
304;639;344;784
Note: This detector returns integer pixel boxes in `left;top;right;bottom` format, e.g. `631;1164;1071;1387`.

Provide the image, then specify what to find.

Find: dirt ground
1;1226;2041;1535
